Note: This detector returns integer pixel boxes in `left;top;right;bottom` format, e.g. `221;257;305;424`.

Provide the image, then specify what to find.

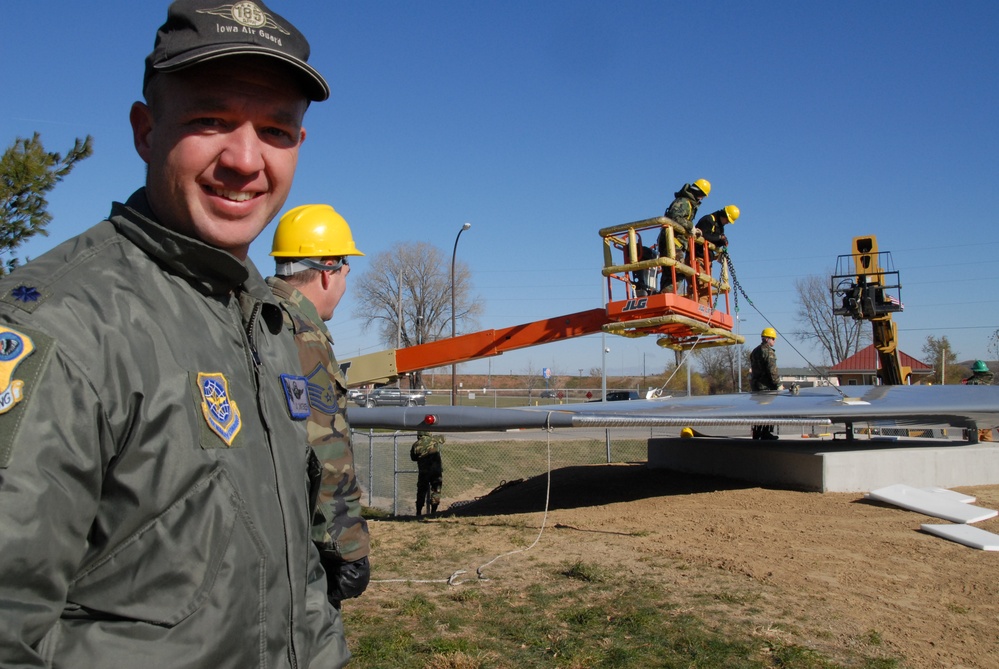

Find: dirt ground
368;464;999;668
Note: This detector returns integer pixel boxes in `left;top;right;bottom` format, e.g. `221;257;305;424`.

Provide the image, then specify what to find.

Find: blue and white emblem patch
0;328;34;416
281;374;311;419
198;372;242;446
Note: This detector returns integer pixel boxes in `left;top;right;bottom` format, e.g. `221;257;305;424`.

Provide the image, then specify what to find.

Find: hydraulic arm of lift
831;235;910;385
342;216;744;386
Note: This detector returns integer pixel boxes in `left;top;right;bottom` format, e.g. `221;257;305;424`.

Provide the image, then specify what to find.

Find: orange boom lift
342;216;743;386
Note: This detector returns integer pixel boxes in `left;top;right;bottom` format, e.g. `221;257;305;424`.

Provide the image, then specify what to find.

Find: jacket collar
111;188;250;296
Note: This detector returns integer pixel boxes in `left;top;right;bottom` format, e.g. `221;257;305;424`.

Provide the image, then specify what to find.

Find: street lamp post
451;222;471;406
601;333;609;401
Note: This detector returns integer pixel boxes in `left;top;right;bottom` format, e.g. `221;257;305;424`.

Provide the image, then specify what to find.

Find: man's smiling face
131;56;309;259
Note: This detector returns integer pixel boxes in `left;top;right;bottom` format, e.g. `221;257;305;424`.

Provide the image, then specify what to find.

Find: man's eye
264;127;293;140
193;118;224;128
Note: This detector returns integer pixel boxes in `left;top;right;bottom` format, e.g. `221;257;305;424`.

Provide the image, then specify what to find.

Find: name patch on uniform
281;374;311;419
198;372;241;446
0;327;34;415
305;363;337;415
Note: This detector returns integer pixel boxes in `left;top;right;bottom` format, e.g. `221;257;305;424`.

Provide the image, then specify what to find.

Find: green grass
344;563;901;669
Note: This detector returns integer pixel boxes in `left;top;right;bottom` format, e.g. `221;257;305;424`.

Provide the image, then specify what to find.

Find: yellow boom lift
831;235;910;385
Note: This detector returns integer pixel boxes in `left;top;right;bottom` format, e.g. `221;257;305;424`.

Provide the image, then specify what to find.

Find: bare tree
351;241;483;385
696;345;745;394
522;360;543;399
921;335;964;385
794;274;869;365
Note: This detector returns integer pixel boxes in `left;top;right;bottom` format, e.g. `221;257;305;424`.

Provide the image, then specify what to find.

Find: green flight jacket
0;190;348;668
267;277;370;563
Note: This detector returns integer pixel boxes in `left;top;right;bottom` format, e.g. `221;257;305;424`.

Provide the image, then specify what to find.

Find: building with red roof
828;344;934;385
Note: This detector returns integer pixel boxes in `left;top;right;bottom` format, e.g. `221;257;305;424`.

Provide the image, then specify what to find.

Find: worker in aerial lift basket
689;204;740;306
750;327;781;440
658;178;710;294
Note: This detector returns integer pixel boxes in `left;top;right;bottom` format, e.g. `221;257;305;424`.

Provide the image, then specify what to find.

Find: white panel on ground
866;483;998;524
921;488;976;504
921;523;999;551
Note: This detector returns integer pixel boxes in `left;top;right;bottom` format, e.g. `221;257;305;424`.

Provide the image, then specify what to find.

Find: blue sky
4;1;998;381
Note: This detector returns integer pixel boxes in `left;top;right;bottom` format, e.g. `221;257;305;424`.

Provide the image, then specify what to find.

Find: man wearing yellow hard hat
750;327;780;440
658;178;710;293
689;204;740;307
267;204;371;610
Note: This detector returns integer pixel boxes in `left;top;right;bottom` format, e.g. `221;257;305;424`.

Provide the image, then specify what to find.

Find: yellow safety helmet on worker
691;179;711;197
762;327;777;340
724;205;740;223
271;204;365;258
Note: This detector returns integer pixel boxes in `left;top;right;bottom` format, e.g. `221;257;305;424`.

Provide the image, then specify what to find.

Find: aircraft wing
347;384;999;433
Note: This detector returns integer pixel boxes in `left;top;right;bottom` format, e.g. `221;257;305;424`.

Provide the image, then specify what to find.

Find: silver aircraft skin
347;385;999;441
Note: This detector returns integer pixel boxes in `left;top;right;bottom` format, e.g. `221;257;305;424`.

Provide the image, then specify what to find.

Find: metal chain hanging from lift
719;250;842;393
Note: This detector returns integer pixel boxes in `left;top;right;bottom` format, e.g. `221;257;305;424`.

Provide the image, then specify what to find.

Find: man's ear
130;101;154;164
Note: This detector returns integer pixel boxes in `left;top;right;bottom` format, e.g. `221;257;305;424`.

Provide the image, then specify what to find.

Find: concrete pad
647;436;999;492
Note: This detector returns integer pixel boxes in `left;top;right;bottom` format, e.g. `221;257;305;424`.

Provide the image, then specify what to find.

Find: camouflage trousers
416;473;443;513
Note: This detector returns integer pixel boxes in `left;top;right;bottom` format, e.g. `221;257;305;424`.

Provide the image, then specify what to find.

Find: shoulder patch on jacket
305;363;338;416
281;373;311;419
0;325;55;468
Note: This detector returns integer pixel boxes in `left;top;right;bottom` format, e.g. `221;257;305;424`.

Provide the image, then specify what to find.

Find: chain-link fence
350;427;657;516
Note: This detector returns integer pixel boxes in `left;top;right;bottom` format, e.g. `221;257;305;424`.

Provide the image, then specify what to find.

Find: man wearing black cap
0;2;350;667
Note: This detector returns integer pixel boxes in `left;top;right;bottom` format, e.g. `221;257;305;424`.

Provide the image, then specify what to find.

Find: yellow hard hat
762;327;777;339
680;427;695;439
692;179;711;197
724;205;740;223
271;204;365;258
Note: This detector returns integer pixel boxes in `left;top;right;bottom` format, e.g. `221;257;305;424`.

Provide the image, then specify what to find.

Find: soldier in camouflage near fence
268;204;371;607
411;431;445;515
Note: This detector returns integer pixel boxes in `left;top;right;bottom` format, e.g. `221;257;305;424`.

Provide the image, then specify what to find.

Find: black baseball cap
144;0;329;101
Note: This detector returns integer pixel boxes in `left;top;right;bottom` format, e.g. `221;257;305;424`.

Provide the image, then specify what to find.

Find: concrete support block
648;437;999;492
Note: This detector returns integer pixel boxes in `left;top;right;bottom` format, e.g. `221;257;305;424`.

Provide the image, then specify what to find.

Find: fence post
392;432;400;516
605;428;612;463
366;429;374;507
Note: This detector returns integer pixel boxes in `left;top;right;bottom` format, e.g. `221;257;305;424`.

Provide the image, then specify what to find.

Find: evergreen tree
1;133;93;275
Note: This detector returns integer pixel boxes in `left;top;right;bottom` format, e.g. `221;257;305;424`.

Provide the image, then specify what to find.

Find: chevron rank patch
198;372;241;446
305;363;337;415
0;327;35;416
281;374;311;419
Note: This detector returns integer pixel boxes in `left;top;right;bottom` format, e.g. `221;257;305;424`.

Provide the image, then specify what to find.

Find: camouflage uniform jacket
268;277;370;563
658;184;702;257
0;189;347;668
750;342;780;391
966;371;995;386
410;434;445;477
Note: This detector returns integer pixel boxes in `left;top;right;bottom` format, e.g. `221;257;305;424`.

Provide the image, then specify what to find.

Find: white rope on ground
370;412;557;587
474;412;555;581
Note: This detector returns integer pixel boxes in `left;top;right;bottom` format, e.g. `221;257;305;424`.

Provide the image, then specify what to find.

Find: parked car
605;390;639;401
346;388;364;403
539;389;557;398
354;386;427;408
589;390;640;402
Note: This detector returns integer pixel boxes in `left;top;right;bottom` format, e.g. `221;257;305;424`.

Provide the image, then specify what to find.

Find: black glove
327;555;370;607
